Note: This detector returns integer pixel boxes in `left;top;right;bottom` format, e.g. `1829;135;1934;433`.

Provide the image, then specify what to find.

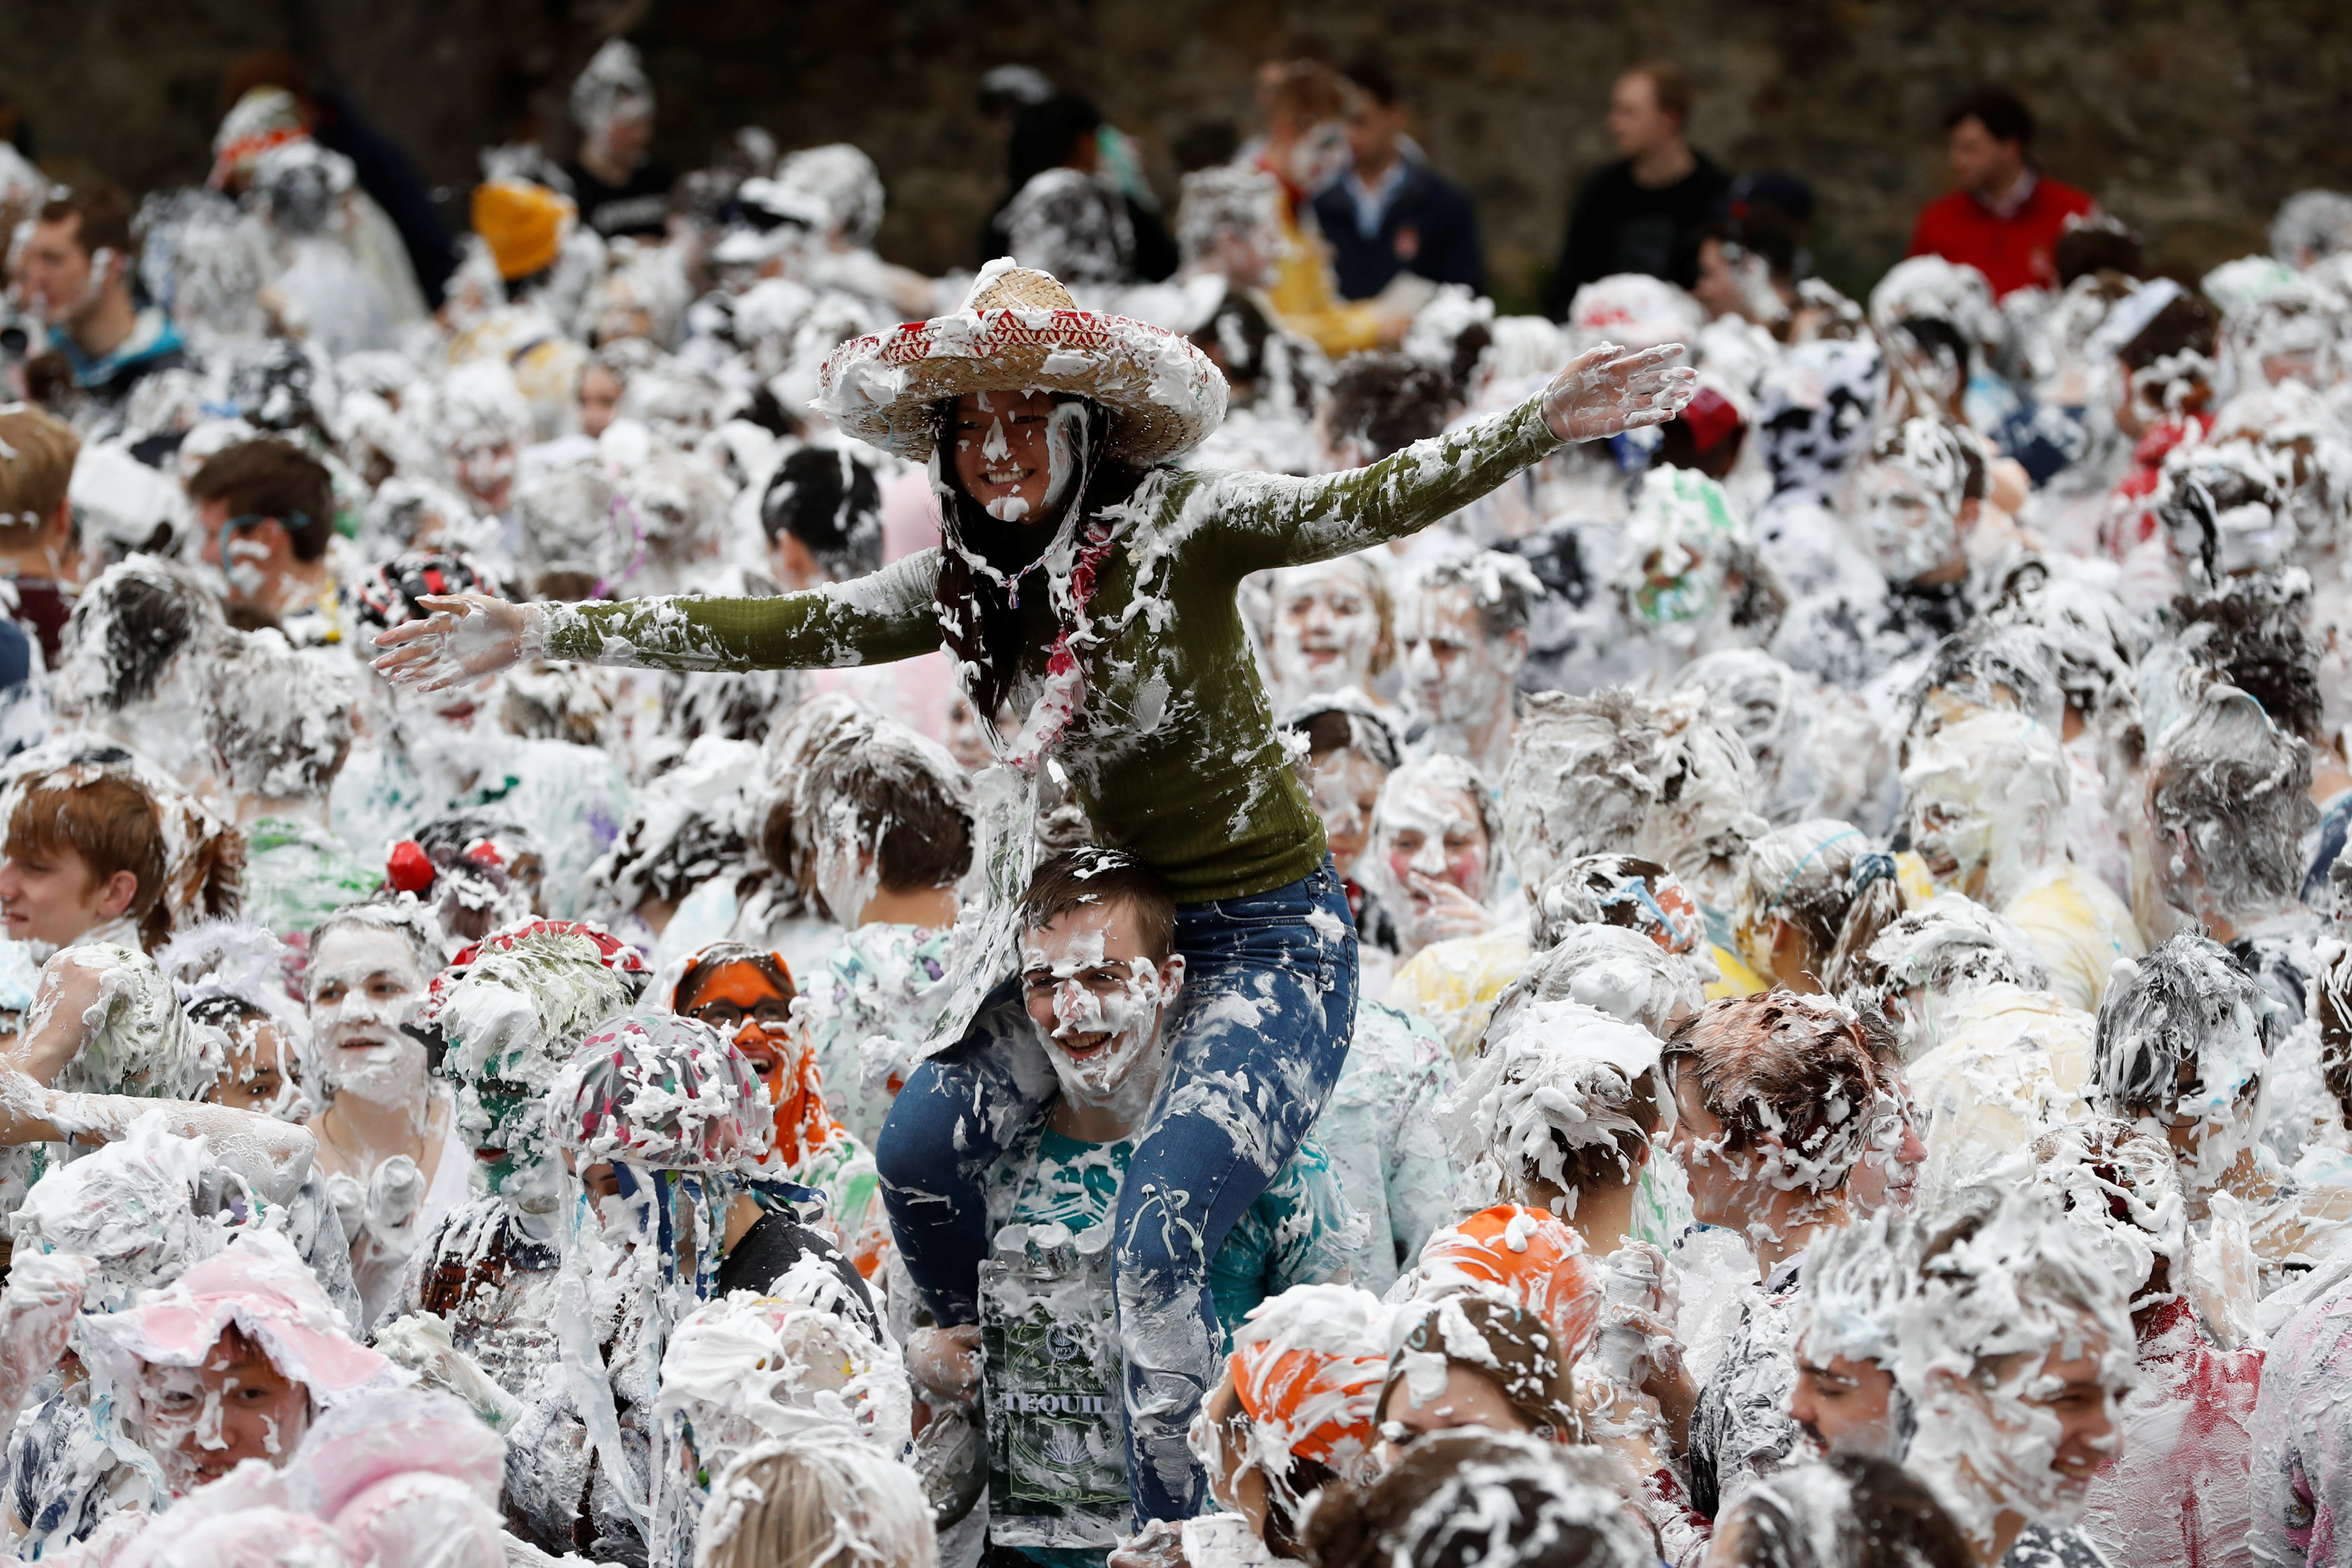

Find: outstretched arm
0;1071;317;1201
1200;341;1695;576
373;551;943;690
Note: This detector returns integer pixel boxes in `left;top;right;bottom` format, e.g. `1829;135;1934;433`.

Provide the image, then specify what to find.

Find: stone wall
7;0;2347;309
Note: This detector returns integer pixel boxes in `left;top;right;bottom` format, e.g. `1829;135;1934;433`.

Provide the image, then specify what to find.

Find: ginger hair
6;773;169;944
1663;992;1883;1190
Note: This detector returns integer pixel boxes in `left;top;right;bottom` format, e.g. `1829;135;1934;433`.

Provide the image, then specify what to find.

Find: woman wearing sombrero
375;261;1693;1524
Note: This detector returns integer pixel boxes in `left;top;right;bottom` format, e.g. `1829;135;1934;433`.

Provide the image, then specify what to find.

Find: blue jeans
877;861;1359;1527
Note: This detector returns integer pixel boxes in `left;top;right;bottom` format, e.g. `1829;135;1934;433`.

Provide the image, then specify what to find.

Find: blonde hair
0;405;81;538
696;1438;936;1568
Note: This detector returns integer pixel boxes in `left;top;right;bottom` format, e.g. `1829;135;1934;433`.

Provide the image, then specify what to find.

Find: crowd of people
0;28;2345;1568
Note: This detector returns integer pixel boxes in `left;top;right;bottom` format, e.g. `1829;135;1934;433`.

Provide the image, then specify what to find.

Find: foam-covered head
1564;273;1704;354
1368;754;1502;918
653;1278;912;1469
694;1434;938;1568
1216;1283;1390;1502
1796;1205;1923;1375
1732;818;1878;988
1266;554;1392;705
2145;674;2316;922
770;144;885;249
1664;992;1890;1196
2025;1117;2186;1310
2092;934;2278;1194
1899;709;2068;904
1615;466;1743;643
1909;618;2067;742
1396;552;1536;728
11;1112;230;1303
549;1012;773;1174
1493;923;1706;1041
2155;437;2297;584
1407;1206;1603;1368
1852;417;1980;583
1503;689;1765;908
1376;1294;1581;1448
1447;1001;1666;1212
1301;1431;1651;1568
427;918;648;1207
1843;894;2051;1058
1894;1191;2134;1542
2273;189;2352;268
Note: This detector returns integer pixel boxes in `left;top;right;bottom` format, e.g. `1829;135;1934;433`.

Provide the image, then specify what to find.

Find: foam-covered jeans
877;859;1359;1526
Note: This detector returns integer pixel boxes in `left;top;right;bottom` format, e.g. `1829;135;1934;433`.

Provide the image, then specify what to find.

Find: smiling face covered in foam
305;925;431;1109
1895;1194;2133;1549
1268;558;1387;704
1020;898;1185;1128
950;388;1091;525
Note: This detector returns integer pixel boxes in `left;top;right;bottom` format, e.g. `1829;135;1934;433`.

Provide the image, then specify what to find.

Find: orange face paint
680;960;839;1170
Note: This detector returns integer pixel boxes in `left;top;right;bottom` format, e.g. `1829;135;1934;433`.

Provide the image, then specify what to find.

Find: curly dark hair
1323;353;1456;462
2172;572;2324;739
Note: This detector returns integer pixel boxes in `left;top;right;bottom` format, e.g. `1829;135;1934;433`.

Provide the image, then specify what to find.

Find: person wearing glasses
188;436;345;644
670;941;885;1279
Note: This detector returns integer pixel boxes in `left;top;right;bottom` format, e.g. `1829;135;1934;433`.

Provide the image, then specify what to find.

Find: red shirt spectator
1908;171;2097;298
1907;88;2097;298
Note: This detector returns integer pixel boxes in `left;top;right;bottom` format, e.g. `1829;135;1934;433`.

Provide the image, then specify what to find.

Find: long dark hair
929;394;1143;723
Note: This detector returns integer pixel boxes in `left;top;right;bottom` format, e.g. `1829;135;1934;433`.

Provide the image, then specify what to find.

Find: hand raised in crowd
1540;340;1697;443
372;593;536;690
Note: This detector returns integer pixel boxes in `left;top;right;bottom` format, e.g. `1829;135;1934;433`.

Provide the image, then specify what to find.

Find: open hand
371;593;533;691
1540;341;1697;443
1405;873;1493;948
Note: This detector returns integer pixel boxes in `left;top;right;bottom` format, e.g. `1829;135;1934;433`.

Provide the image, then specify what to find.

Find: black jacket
1544;153;1730;320
1310;157;1486;300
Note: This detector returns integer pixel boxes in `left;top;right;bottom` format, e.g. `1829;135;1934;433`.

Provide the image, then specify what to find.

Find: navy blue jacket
1310;156;1486;300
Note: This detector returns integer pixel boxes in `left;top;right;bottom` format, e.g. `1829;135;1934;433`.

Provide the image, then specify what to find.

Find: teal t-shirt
986;1119;1366;1339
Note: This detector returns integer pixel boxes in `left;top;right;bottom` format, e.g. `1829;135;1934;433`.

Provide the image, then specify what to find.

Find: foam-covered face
1927;1335;2118;1528
2150;1043;2267;1197
1021;901;1183;1123
1378;783;1489;910
307;926;429;1106
949;389;1085;525
1271;562;1382;698
455;1072;560;1214
679;961;798;1098
1666;1073;1753;1228
451;435;517;515
1398;586;1519;728
1790;1340;1900;1458
1902;773;1994;902
1310;748;1386;879
1629;537;1724;637
140;1332;311;1496
206;1020;300;1119
1855;462;1960;583
1375;1362;1528;1462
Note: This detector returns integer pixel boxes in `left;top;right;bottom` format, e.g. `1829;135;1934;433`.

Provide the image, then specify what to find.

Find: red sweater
1906;173;2097;297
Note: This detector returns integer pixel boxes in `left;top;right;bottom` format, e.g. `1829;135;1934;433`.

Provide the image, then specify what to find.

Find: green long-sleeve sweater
543;396;1563;902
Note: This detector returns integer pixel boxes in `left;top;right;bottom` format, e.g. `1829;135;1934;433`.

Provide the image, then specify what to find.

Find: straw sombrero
814;263;1229;466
